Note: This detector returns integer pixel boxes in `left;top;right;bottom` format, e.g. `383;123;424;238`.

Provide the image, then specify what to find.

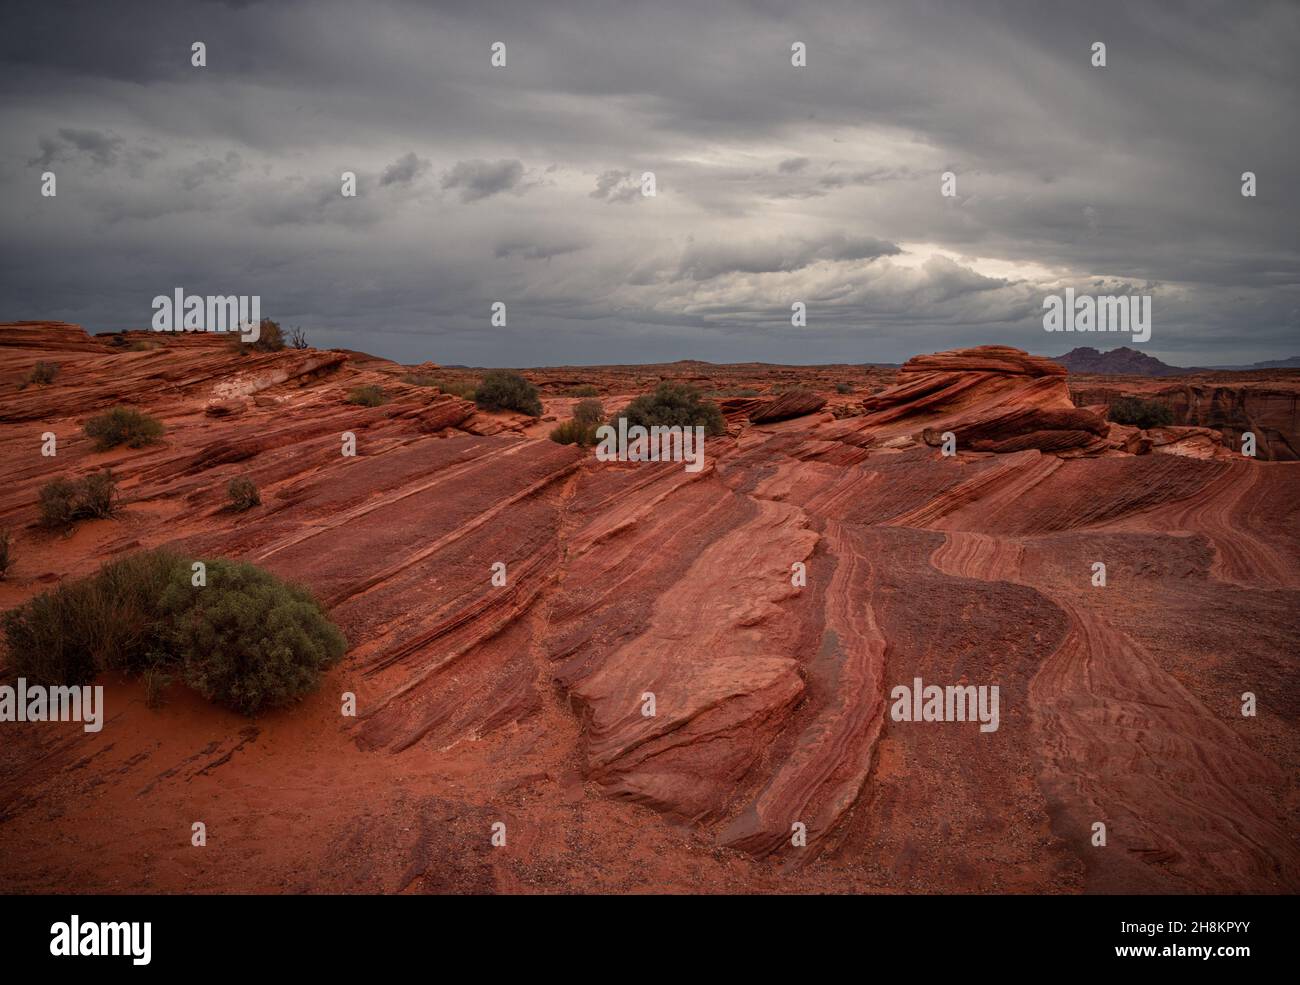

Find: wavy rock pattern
1;327;1295;893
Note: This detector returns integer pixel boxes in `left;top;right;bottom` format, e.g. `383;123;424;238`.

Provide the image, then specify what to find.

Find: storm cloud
0;0;1296;366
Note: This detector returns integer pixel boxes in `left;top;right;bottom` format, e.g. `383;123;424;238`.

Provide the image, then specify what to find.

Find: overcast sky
2;0;1296;367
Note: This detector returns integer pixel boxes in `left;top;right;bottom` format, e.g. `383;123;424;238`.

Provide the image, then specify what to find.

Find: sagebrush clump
347;384;388;407
475;370;542;416
83;407;164;451
25;361;59;386
227;477;261;511
617;382;726;436
250;318;286;353
39;470;118;528
1109;395;1174;429
2;550;186;684
550;399;606;446
2;550;346;715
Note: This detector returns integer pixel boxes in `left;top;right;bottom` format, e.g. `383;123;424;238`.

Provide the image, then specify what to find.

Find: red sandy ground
0;324;1296;894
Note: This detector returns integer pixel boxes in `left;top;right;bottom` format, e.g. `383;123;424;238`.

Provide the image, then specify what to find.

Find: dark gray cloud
0;0;1296;366
380;152;430;187
28;127;123;168
441;159;525;203
494;237;586;261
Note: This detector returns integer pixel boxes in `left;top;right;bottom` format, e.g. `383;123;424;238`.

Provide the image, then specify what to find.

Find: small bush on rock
475;370;542;416
26;362;59;386
227;477;261;511
250;318;286;353
84;407;164;450
617;383;725;436
38;470;118;528
347;384;388;407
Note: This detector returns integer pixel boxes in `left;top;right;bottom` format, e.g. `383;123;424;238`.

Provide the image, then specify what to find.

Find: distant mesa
1053;346;1181;377
1053;345;1300;376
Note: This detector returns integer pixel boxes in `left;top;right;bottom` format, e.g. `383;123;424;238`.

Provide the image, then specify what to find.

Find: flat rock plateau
1;322;1297;894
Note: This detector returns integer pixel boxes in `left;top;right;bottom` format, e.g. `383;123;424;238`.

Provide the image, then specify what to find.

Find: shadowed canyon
1;322;1296;894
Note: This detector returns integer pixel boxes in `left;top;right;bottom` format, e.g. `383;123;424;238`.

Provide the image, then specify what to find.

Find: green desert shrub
347;384;388;407
227;477;261;511
26;361;59;386
573;398;605;427
835;382;854;394
1108;395;1174;429
550;399;606;447
77;470;117;518
37;478;79;528
2;549;187;684
38;470;118;528
475;370;542;416
0;529;11;579
563;385;600;397
616;382;726;436
549;420;588;446
84;407;164;450
157;558;346;715
250;318;286;353
2;550;346;715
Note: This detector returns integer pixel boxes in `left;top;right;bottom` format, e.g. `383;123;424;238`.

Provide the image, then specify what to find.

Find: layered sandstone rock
748;388;829;423
0;326;1295;896
797;345;1113;458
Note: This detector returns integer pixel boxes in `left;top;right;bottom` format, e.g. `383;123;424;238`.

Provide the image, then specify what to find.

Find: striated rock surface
748;388;829;423
0;325;1296;895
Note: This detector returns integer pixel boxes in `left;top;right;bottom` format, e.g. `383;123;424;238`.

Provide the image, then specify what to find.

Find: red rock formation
748;388;829;423
0;326;1295;895
1071;376;1300;461
798;345;1113;457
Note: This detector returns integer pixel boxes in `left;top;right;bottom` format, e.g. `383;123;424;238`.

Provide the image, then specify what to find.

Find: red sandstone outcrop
748;388;829;423
792;345;1113;458
0;325;1295;896
1070;377;1300;461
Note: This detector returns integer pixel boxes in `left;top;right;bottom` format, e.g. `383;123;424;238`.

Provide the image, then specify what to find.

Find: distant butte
0;323;1296;894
